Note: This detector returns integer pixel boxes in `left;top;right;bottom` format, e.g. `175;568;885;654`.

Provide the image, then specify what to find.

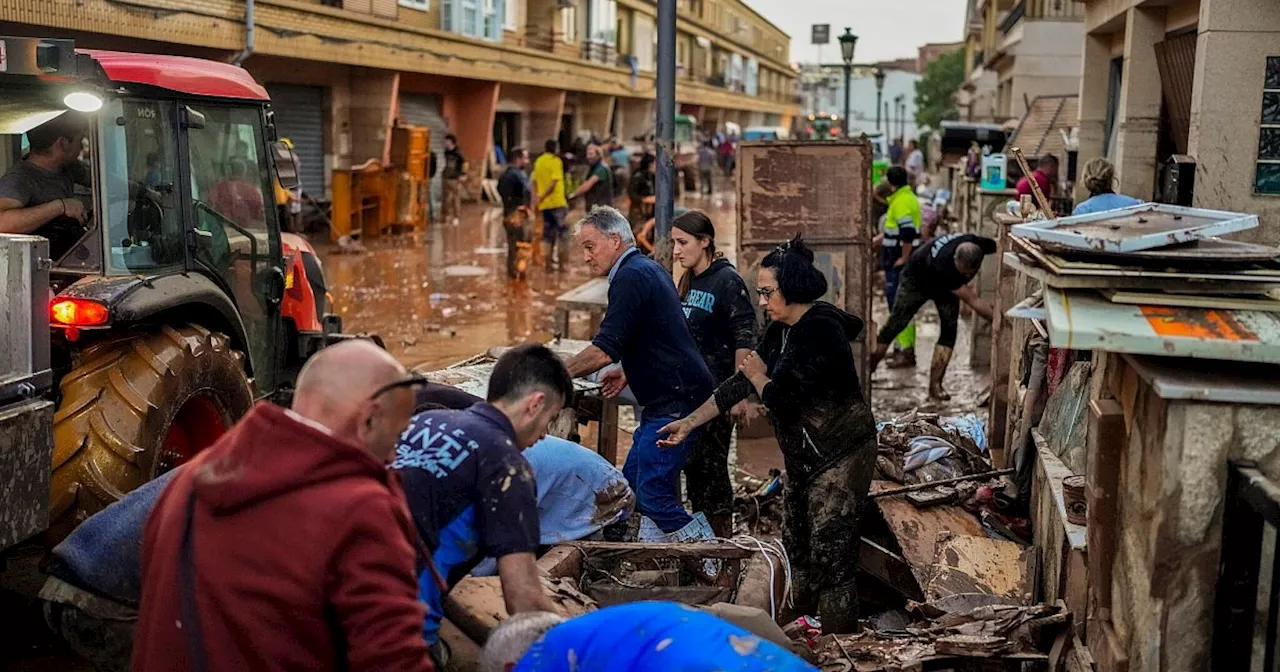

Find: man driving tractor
0;113;90;254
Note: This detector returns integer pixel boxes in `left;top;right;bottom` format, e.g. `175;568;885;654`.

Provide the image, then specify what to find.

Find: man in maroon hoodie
132;340;434;672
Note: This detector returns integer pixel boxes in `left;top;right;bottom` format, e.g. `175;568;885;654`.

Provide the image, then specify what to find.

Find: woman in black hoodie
660;236;877;634
671;211;758;537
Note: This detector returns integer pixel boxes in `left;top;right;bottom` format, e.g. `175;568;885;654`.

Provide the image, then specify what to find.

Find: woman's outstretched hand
657;418;692;448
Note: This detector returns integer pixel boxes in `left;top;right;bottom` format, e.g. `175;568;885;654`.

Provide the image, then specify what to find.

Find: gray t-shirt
0;159;78;207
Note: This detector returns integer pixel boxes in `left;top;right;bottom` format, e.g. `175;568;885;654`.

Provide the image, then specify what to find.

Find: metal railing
1212;461;1280;671
1028;0;1085;20
999;0;1026;34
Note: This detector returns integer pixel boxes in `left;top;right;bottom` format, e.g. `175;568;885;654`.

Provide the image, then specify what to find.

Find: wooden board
736;140;875;401
922;533;1037;604
871;483;987;585
1004;252;1280;293
1101;289;1280;312
1010;236;1280;283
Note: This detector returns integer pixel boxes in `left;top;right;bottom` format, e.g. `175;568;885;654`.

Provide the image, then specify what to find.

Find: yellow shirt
532;152;568;211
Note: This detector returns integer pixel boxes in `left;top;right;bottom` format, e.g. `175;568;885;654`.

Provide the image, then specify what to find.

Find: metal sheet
1042;287;1280;363
1121;354;1280;406
1012;203;1259;253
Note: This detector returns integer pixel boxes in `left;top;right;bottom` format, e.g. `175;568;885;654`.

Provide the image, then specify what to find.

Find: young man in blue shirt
393;343;573;661
562;206;715;534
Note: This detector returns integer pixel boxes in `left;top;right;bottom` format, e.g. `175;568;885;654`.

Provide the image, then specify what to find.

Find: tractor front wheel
48;324;253;543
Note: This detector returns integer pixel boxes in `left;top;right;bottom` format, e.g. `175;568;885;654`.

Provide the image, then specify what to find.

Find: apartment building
2;0;798;199
958;0;1085;123
1075;0;1280;243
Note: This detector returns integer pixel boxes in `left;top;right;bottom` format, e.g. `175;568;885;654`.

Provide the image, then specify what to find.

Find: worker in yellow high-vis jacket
874;166;919;368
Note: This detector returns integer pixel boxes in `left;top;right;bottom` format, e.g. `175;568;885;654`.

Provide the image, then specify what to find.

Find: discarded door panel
922;532;1037;604
870;482;986;586
1042;287;1280;363
736;140;875;400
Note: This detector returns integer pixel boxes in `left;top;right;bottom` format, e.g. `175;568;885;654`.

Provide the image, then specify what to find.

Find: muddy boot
707;512;734;538
886;347;916;369
818;582;861;634
928;345;954;401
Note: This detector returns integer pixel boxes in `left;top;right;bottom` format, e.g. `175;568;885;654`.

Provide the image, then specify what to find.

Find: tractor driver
0;113;90;257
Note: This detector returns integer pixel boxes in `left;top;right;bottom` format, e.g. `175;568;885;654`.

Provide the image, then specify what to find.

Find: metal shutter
398;93;449;205
1154;32;1197;155
267;84;327;200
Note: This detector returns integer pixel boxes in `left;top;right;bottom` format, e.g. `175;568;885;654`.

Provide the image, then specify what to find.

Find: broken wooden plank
859;536;925;602
1086;399;1124;623
933;634;1015;658
923;532;1037;604
445;575;595;644
1101;288;1280;312
872;488;987;586
538;545;585;579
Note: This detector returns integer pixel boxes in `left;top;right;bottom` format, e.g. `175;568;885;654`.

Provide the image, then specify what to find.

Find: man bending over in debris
479;602;818;672
393;344;572;665
658;237;877;634
868;232;997;400
562;205;715;536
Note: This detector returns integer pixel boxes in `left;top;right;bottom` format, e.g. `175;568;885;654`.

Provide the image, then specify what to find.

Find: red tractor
0;37;359;548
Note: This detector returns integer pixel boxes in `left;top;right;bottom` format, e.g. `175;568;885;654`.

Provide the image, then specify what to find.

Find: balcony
999;0;1026;34
1000;0;1084;34
581;40;618;65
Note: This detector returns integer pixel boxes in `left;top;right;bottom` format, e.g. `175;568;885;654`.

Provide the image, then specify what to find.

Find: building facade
2;0;798;200
1076;0;1280;244
797;65;922;140
959;0;1085;123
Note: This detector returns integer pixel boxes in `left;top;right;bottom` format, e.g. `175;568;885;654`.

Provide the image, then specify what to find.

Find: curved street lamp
838;28;857;137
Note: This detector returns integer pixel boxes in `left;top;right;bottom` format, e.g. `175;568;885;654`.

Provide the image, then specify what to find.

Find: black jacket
682;258;757;383
714;302;876;486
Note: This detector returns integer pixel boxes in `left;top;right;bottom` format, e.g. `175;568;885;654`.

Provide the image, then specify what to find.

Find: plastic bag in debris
904;436;956;472
638;511;715;542
940;413;988;454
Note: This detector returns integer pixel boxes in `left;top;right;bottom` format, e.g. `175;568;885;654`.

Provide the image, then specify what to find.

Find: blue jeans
623;414;699;533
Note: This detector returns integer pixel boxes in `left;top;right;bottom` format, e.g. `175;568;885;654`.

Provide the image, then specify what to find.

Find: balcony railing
999;0;1026;34
972;49;984;70
580;40;618;65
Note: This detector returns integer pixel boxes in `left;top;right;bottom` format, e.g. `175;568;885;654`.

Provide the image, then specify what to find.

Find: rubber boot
928;345;953;401
886;347;916;369
818;581;861;634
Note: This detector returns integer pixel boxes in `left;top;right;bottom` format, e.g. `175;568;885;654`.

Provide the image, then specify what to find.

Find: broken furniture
419;339;620;464
552;278;609;340
991;202;1280;669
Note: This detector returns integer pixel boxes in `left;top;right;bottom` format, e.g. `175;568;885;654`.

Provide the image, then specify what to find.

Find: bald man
133;341;436;672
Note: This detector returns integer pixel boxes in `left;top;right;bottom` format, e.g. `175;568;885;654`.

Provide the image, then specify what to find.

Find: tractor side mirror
181;105;206;130
273;141;300;191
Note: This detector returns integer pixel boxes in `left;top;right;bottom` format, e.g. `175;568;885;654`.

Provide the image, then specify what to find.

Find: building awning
1006;94;1077;162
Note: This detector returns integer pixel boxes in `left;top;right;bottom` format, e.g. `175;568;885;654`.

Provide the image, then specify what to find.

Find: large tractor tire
48;324;254;543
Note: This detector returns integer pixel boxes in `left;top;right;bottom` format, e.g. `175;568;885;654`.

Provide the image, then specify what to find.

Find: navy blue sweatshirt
593;249;715;418
682;257;758;383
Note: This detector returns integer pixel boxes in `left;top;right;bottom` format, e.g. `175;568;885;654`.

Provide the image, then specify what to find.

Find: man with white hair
480;602;818;672
563;206;715;535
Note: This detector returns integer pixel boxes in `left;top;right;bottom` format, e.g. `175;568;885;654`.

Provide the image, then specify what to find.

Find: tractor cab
0;37;345;545
0;37;299;394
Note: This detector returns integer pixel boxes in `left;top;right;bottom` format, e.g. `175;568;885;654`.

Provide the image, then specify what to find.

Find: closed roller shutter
267;84;327;200
398;93;449;205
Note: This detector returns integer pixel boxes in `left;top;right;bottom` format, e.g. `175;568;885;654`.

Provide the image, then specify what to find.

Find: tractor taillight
50;298;109;326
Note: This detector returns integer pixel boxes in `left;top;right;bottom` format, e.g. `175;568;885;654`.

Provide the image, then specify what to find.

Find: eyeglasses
368;372;428;401
756;286;777;299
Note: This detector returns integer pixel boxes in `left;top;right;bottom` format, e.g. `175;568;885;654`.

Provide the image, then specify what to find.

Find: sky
744;0;968;65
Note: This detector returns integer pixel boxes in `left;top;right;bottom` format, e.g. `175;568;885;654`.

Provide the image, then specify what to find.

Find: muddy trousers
783;444;875;634
503;211;531;278
684;414;734;526
882;264;917;350
43;601;134;672
443;178;464;222
877;269;960;349
623;414;701;532
541;207;570;270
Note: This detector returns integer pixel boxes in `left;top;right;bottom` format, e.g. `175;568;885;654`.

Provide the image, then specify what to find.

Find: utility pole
653;0;677;271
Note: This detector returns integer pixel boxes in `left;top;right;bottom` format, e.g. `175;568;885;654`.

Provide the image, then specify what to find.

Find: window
560;6;576;42
504;0;517;30
443;0;503;40
399;0;428;9
586;0;616;45
100;98;184;273
1257;56;1280;195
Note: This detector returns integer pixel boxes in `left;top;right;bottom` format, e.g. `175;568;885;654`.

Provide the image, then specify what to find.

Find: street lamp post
838;28;857;138
894;94;904;142
873;68;885;131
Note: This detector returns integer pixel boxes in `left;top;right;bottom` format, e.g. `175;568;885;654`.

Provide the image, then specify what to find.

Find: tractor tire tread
48;324;253;542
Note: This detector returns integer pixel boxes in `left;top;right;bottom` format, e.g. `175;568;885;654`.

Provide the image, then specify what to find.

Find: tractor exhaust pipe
230;0;255;66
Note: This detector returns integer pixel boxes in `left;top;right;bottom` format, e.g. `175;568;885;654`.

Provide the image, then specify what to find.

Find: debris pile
815;601;1071;670
875;412;989;485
